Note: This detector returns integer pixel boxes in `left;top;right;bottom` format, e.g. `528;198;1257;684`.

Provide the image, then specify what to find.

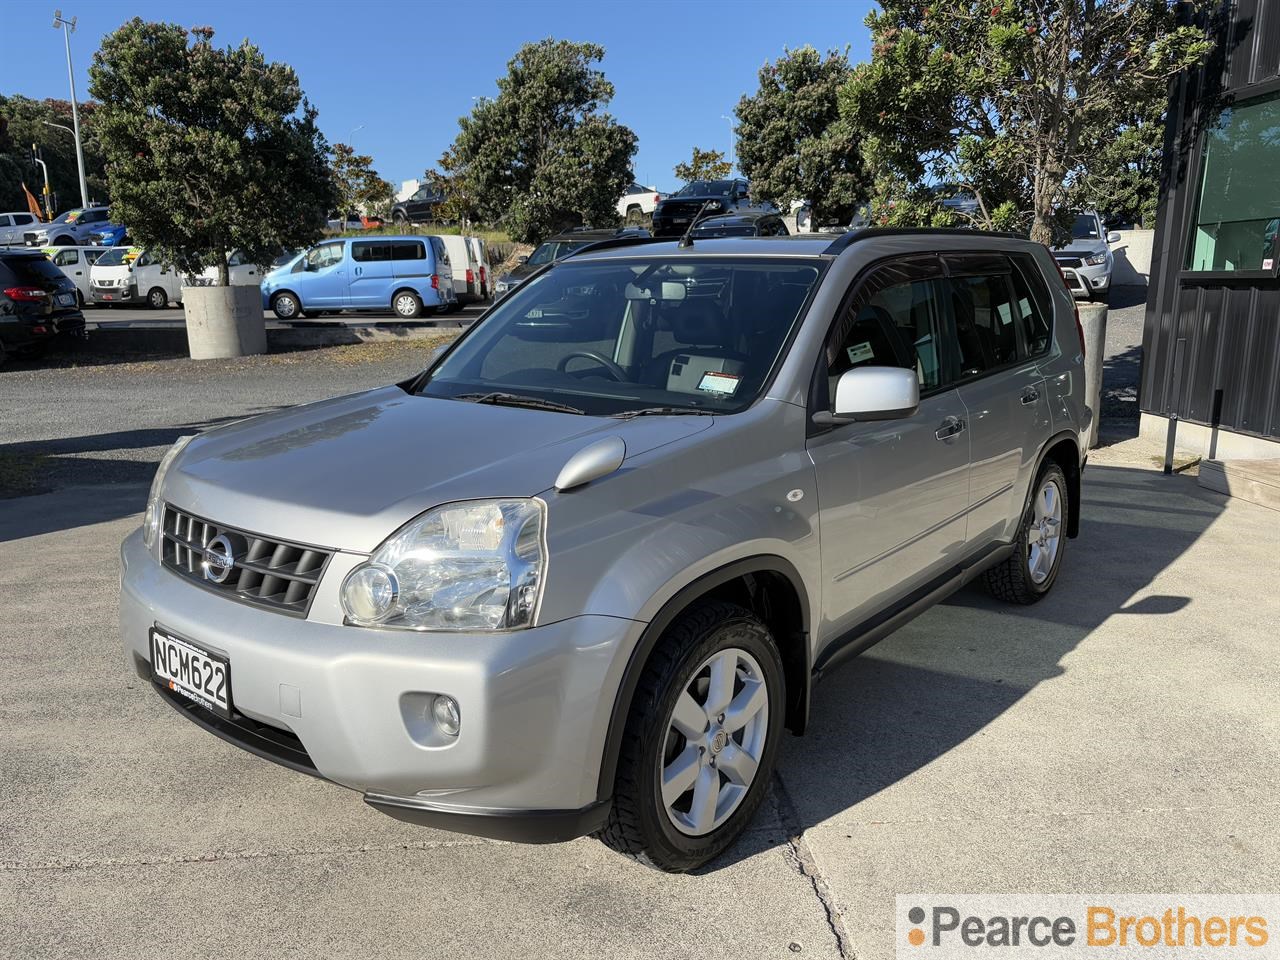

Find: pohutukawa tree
89;20;335;284
735;46;865;225
840;0;1212;242
446;39;637;243
329;143;393;223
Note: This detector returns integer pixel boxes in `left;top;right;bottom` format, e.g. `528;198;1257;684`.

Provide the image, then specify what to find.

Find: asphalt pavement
4;285;1276;958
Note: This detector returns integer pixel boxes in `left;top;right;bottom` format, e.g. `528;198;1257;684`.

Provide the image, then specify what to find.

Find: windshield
674;181;733;198
1070;214;1100;240
526;240;591;266
49;210;78;225
93;247;131;267
418;257;822;416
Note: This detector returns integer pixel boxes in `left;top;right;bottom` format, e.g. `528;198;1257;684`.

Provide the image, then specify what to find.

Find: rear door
808;256;972;639
944;253;1053;546
390;239;430;287
348;240;396;308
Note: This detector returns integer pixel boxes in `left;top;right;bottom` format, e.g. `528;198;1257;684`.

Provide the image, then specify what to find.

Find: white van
198;249;266;287
43;245;112;306
466;236;489;299
438;235;485;306
89;247;185;308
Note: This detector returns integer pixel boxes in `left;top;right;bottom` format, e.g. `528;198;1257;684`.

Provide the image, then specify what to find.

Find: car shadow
699;463;1224;872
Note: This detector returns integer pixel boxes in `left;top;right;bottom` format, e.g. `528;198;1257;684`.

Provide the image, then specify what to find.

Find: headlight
1085;252;1107;266
143;435;195;550
342;499;546;631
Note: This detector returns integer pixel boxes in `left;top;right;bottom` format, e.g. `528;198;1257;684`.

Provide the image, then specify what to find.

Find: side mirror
516;254;528;265
813;367;920;425
1106;231;1121;244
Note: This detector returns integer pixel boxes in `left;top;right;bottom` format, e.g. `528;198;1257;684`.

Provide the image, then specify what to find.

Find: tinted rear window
2;255;66;284
392;241;425;261
352;242;393;262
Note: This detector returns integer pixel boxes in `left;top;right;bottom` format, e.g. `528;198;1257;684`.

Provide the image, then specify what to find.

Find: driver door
300;241;348;308
807;256;972;641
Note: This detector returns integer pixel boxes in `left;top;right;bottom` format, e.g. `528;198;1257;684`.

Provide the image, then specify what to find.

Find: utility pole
31;145;54;220
53;10;89;209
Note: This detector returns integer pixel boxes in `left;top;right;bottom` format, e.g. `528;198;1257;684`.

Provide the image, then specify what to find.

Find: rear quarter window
1;255;67;284
1009;253;1054;357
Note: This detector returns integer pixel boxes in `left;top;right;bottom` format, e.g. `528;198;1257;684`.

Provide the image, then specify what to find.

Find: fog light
431;695;461;737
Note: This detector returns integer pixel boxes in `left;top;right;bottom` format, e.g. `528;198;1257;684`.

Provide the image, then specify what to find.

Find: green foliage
88;20;335;283
329;143;393;220
734;46;864;224
0;94;108;214
840;0;1212;243
446;39;637;244
673;147;732;183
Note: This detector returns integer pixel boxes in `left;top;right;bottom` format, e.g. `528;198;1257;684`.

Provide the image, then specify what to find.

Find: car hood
499;262;540;284
163;385;714;553
1052;240;1107;257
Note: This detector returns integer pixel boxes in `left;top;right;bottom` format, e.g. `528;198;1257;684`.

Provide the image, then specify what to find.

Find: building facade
1142;0;1280;456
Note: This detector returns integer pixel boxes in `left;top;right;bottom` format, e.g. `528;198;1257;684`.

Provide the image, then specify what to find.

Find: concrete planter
1077;302;1107;449
182;284;266;359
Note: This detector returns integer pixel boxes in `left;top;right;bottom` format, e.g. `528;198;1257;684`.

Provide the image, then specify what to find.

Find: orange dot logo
908;906;927;947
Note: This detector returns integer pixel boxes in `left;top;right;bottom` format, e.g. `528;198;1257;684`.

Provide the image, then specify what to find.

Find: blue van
261;235;456;320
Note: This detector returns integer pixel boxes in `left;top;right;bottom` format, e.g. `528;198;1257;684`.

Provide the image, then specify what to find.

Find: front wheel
597;601;784;872
271;291;302;320
984;461;1068;604
147;287;169;309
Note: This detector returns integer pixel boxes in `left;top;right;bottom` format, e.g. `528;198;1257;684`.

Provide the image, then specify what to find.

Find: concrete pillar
1077;302;1107;449
183;284;267;359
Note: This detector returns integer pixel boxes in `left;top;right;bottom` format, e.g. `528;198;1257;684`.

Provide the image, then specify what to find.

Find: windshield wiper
455;392;586;415
612;406;717;419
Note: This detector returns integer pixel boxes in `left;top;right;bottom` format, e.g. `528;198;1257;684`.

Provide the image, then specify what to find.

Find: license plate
150;627;231;718
57;292;74;306
673;218;689;224
102;293;114;300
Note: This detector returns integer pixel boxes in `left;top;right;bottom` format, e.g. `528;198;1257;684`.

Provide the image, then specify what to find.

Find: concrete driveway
3;453;1276;959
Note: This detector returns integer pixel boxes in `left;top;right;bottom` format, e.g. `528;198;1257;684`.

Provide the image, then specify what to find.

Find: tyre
147;287;169;309
625;205;645;227
271;291;302;320
392;290;423;319
984;460;1068;604
597;601;785;872
393;211;408;226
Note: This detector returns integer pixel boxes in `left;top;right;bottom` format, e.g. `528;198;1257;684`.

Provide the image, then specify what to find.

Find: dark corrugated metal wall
1142;0;1280;441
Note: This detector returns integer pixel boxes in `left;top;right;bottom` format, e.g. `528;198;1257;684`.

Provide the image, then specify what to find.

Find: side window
15;214;34;225
352;242;393;262
824;258;945;408
945;257;1020;376
1009;255;1053;357
55;249;79;266
392;241;425;261
0;216;10;226
432;238;449;264
307;242;344;269
228;251;245;267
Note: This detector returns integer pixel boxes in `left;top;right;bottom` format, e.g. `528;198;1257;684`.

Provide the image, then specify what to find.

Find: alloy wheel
1027;476;1063;584
658;647;769;837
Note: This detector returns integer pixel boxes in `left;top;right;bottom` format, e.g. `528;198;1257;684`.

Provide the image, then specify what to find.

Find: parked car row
0;247;85;366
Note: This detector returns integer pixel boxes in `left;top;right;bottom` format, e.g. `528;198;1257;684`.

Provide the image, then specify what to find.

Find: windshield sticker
846;341;875;364
698;371;741;395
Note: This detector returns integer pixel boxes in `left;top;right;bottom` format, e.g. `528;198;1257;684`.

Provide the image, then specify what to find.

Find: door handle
1020;386;1040;405
935;415;965;441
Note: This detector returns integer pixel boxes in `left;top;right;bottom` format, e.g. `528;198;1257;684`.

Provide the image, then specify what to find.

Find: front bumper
119;528;636;840
1059;262;1111;298
91;283;140;304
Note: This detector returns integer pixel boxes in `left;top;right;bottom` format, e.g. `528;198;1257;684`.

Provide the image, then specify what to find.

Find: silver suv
121;229;1090;871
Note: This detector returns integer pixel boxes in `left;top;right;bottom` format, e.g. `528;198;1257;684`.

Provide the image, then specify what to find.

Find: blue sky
3;0;876;192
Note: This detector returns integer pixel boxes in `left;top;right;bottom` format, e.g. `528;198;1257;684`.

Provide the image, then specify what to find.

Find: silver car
1052;211;1122;301
121;229;1090;871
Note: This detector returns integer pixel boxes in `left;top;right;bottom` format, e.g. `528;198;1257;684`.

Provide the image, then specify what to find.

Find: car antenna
677;200;716;249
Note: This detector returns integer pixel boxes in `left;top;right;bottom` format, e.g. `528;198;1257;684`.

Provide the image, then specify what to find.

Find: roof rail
823;226;1030;256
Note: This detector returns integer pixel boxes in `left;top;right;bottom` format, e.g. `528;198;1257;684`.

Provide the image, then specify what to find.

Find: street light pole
720;115;736;175
53;10;89;209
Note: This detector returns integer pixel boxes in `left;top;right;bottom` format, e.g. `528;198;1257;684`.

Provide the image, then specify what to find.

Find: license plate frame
150;626;232;719
56;292;75;306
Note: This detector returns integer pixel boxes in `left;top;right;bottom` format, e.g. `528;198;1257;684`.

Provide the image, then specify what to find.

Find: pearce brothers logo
897;896;1278;958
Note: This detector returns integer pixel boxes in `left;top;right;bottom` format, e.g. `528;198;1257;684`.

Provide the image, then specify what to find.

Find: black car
492;226;650;299
390;185;445;225
688;210;790;238
0;249;86;365
651;178;775;237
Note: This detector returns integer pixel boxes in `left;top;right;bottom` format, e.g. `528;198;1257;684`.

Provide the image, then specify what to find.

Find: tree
673;147;732;183
735;47;864;224
88;20;335;284
0;94;108;213
446;39;637;243
840;0;1212;243
329;143;393;221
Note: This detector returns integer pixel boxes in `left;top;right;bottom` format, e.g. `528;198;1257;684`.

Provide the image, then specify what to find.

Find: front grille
1054;256;1083;268
161;505;333;617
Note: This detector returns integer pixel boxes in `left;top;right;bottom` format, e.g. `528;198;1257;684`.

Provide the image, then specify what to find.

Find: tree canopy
329;143;393;220
88;19;335;283
735;46;864;224
840;0;1211;242
446;39;637;243
673;147;732;183
0;95;108;215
